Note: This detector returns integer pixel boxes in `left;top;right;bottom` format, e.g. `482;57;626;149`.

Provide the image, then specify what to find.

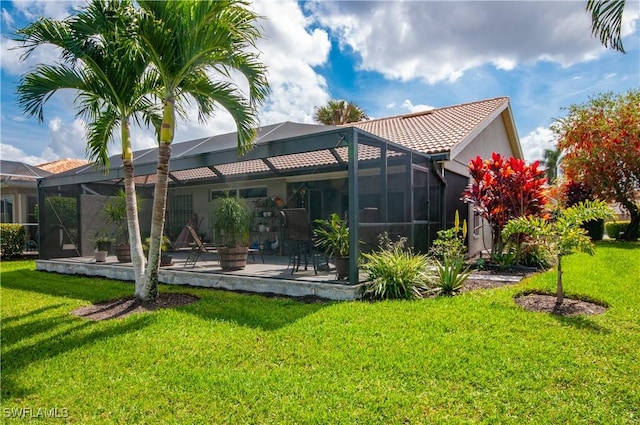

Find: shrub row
605;221;640;240
0;224;26;258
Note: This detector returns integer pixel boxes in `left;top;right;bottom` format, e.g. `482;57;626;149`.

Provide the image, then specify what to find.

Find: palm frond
586;0;626;53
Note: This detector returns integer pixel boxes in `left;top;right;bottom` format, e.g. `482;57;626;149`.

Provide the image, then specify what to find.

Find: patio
36;250;365;301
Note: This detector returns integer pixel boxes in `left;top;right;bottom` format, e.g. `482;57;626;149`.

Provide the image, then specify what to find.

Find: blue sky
1;0;639;165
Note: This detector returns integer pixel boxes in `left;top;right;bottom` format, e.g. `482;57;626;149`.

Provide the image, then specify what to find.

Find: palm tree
15;0;160;288
313;100;368;125
586;0;627;53
541;148;561;184
135;0;269;301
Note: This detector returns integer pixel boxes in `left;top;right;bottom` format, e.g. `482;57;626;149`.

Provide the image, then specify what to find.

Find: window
211;187;267;201
167;194;193;239
0;195;13;223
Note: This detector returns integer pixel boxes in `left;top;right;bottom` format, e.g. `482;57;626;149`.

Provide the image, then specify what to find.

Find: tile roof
346;97;510;155
37;158;89;174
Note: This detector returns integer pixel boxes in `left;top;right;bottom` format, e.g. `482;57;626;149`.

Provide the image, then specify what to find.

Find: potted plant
314;213;351;279
94;235;112;263
213;195;252;270
144;235;173;266
104;189;131;263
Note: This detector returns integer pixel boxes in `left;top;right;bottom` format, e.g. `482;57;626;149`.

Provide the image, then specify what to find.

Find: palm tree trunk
556;253;564;305
120;121;146;293
139;96;175;301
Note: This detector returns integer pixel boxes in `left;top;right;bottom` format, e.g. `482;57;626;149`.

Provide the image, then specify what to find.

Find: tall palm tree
313;100;368;125
541;148;561;184
135;0;269;301
586;0;627;53
15;0;160;288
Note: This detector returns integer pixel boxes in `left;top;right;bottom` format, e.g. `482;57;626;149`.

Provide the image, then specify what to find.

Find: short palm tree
541;148;561;184
15;0;160;287
313;100;368;125
135;0;269;301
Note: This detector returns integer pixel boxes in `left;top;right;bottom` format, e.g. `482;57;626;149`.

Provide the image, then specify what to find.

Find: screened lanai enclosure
37;122;462;285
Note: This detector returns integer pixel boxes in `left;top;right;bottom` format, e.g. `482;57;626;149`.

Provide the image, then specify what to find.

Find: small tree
462;152;548;256
502;200;613;306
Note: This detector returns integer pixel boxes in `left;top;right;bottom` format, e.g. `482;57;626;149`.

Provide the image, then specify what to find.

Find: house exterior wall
443;115;517;257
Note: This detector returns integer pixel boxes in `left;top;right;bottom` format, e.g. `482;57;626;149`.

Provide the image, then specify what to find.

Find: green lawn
2;241;639;424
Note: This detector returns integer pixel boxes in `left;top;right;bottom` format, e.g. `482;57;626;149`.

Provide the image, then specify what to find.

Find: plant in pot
213;195;252;271
104;189;131;263
314;213;352;279
94;235;112;263
143;235;173;266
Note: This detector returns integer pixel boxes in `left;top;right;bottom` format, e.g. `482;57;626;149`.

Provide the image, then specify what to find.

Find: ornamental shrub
0;224;26;258
361;247;430;300
605;221;640;240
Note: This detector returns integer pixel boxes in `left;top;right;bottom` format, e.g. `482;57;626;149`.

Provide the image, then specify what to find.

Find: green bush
584;219;605;241
0;224;26;258
605;221;640;240
361;248;430;300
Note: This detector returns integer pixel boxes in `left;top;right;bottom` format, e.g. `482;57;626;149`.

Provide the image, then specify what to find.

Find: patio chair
183;225;217;268
280;208;316;274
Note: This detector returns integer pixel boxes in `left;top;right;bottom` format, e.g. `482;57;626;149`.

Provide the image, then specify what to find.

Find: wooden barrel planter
115;243;131;263
218;247;248;271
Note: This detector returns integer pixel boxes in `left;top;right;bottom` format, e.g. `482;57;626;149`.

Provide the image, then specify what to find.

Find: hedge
605;221;640;240
0;224;26;258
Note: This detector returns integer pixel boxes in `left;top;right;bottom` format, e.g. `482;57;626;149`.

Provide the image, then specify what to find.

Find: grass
1;241;639;424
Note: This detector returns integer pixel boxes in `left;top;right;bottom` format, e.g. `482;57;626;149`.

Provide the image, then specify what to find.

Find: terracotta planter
218;246;248;271
334;256;349;279
95;250;108;263
116;243;131;263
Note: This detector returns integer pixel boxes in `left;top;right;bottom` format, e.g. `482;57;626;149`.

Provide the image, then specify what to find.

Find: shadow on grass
0;303;66;325
551;313;610;334
1;310;152;401
1;269;133;303
2;267;332;332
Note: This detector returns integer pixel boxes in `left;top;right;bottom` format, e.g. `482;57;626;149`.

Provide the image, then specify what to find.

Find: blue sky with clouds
1;0;638;166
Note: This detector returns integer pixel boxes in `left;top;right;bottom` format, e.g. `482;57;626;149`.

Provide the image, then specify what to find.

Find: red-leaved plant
462;152;549;255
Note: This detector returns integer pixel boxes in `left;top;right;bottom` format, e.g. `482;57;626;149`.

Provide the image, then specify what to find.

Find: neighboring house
36;97;523;277
0;159;88;247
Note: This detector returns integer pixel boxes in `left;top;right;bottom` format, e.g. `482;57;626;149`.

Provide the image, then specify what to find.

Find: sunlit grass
2;241;639;424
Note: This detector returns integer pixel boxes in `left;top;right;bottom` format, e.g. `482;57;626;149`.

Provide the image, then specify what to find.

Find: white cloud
310;1;640;84
2;8;14;27
0;142;57;165
46;117;88;159
520;127;558;163
400;99;434;113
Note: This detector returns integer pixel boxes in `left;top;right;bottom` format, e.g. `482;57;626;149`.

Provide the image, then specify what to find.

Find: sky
0;0;639;166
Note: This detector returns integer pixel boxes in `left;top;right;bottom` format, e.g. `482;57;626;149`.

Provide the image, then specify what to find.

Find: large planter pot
95;250;108;263
116;243;131;263
160;254;173;267
218;246;248;271
334;256;349;279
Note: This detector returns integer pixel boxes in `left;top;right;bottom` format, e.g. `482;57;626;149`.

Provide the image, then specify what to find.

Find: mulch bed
514;293;608;316
71;293;199;321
